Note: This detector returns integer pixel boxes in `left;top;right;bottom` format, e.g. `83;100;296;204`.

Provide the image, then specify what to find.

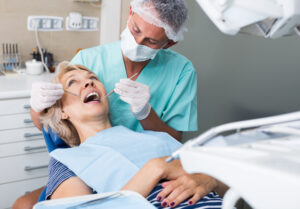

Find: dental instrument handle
128;72;138;80
104;89;114;98
166;110;300;163
102;72;138;100
64;89;79;97
100;89;114;101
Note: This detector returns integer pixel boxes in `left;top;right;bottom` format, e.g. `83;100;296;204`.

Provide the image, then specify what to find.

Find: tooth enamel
86;92;99;100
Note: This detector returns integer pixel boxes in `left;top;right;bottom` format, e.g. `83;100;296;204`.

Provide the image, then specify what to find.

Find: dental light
195;0;300;38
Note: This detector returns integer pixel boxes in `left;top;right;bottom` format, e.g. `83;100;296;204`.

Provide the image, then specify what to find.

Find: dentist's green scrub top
71;41;197;132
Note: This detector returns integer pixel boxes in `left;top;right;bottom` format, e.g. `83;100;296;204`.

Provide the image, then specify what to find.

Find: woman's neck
73;116;112;143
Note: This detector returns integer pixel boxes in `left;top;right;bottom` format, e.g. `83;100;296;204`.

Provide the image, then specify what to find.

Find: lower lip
85;100;101;104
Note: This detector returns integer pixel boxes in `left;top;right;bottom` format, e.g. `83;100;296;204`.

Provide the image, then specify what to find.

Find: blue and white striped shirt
46;157;222;208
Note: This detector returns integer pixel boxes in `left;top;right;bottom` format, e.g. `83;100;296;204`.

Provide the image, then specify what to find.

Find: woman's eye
90;76;98;80
67;80;75;87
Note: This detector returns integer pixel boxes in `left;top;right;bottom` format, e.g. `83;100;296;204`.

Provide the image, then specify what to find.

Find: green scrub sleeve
70;51;85;66
161;64;198;132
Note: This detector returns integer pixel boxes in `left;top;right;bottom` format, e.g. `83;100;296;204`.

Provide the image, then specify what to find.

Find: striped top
46;157;76;199
46;157;222;208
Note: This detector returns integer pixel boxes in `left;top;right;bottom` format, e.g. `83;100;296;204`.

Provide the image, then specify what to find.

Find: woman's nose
84;80;94;88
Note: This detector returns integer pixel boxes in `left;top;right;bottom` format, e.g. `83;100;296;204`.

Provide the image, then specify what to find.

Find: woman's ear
61;110;69;120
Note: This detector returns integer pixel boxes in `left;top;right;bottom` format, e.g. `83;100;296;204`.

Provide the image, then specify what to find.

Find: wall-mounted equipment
27;16;64;31
66;12;99;31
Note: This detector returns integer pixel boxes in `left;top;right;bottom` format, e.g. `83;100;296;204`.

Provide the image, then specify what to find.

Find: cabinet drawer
0;152;49;184
0;139;47;158
0;126;43;144
0;176;47;209
0;98;30;116
0;113;34;130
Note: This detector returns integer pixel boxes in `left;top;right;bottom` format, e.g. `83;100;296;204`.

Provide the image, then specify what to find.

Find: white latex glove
30;82;64;113
114;79;151;120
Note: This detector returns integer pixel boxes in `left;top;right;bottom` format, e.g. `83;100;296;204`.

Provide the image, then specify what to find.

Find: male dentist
30;0;197;141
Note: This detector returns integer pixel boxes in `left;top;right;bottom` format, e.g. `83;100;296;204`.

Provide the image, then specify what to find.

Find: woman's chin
84;106;108;116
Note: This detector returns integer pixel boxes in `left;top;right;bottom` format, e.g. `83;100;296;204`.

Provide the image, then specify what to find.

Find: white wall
173;0;300;141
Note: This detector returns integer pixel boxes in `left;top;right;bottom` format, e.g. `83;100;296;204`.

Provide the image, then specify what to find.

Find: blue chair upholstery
38;127;70;201
38;186;47;202
42;127;69;152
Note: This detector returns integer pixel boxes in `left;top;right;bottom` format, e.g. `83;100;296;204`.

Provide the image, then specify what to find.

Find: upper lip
82;89;101;103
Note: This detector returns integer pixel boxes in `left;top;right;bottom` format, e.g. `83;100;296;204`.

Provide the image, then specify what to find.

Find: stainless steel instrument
1;43;20;72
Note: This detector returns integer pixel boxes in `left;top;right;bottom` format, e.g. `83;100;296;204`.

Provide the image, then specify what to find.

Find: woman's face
60;69;109;123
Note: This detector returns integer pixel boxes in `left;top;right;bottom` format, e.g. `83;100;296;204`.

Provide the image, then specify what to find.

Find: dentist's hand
30;82;64;113
114;79;151;120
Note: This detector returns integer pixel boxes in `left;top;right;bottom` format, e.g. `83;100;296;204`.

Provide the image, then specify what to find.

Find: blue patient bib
50;126;181;193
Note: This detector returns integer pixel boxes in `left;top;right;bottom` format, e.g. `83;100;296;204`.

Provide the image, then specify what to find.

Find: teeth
87;92;99;98
84;91;100;103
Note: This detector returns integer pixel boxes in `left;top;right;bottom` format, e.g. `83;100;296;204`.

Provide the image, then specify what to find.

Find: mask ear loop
127;12;134;25
160;41;169;49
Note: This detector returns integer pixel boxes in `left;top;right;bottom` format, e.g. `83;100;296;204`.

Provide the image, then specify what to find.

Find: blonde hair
40;62;93;147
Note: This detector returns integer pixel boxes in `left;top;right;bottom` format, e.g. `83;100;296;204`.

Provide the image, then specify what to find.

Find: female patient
38;63;226;208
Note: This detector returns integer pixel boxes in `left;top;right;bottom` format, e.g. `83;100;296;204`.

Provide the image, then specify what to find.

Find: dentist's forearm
214;179;229;198
139;108;182;141
30;108;43;130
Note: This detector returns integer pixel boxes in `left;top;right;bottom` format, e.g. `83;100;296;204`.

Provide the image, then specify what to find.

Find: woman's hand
122;157;186;197
151;157;186;180
156;174;218;208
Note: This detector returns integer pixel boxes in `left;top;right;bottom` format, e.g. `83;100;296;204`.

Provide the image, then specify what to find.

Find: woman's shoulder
48;157;76;179
46;158;77;199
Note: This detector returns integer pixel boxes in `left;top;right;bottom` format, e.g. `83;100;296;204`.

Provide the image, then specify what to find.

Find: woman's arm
122;159;164;197
121;157;185;197
50;177;92;199
122;157;229;208
47;158;92;200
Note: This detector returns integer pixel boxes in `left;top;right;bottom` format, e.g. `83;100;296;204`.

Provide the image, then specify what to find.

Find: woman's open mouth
83;91;101;103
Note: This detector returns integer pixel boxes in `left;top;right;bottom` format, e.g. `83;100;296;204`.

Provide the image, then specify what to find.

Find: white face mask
120;27;162;62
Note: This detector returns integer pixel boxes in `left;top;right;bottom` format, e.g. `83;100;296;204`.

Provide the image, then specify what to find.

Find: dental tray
33;191;156;209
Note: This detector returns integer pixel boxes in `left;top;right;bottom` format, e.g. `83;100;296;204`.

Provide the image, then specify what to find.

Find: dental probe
101;72;138;100
64;89;80;97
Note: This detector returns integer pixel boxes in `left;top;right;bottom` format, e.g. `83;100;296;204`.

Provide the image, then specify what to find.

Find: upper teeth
86;92;99;99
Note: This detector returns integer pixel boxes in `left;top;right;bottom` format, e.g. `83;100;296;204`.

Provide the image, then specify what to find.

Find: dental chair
38;127;69;201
